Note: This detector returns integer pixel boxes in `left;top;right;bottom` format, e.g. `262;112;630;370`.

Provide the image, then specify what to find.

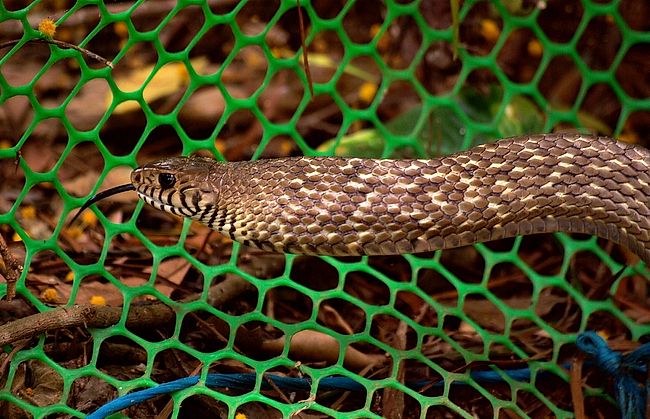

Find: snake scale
76;134;650;264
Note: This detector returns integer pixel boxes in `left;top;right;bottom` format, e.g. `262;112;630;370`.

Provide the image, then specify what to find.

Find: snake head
131;156;223;220
70;155;224;226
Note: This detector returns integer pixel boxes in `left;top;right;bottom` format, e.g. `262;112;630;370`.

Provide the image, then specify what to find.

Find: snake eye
158;173;176;189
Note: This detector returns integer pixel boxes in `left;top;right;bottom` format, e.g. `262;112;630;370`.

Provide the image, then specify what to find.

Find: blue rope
576;331;650;419
87;331;650;419
86;368;535;419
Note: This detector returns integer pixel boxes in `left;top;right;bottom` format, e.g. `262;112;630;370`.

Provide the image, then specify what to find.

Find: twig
570;355;586;419
14;150;22;174
0;38;113;68
319;304;354;335
0;0;240;38
330;361;376;410
0;233;22;301
204;274;256;307
156;363;203;419
0;303;175;347
0;272;256;347
382;320;407;418
263;372;303;417
296;0;314;98
450;0;460;60
188;312;230;347
0;339;29;380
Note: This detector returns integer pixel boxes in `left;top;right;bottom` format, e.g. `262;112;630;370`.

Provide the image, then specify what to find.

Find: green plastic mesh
0;0;649;417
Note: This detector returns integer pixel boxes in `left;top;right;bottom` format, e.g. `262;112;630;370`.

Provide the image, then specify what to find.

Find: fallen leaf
178;86;226;127
261;329;385;371
144;257;190;286
72;280;125;306
97;166;136;204
11;360;63;408
61;171;101;198
111;57;209;114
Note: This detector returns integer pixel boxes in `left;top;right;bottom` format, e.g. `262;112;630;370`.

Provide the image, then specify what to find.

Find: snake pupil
158;173;176;189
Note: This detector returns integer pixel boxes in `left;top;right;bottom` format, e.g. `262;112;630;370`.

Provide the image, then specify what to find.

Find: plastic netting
1;0;649;417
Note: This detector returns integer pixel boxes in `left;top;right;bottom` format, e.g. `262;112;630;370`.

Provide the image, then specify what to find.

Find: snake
74;134;650;264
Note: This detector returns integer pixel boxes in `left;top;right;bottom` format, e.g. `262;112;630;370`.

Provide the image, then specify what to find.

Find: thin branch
0;38;113;68
296;0;314;98
0;0;240;38
570;355;586;419
0;273;255;347
0;304;175;347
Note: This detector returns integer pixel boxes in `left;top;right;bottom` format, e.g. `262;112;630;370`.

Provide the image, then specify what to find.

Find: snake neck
137;134;650;264
132;134;650;263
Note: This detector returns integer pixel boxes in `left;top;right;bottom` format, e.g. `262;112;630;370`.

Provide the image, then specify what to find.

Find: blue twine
576;331;649;419
87;331;650;419
86;369;535;419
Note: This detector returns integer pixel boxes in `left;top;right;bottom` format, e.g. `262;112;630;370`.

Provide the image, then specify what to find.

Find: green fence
1;0;649;417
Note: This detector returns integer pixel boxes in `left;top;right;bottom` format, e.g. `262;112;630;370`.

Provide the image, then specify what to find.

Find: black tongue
67;184;136;226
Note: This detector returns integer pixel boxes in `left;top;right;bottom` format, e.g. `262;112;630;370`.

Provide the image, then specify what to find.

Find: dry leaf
111;57;209;114
261;329;385;371
463;299;506;332
10;360;63;408
144;257;190;285
72;280;125;306
97;166;136;204
61;171;101;198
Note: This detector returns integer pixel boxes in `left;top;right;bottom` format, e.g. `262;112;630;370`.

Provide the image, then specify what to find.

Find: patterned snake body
126;134;650;263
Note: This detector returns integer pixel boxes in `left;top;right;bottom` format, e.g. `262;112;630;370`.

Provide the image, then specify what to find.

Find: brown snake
75;134;650;264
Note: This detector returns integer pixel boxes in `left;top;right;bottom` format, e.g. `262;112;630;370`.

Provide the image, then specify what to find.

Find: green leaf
498;95;546;137
318;85;546;158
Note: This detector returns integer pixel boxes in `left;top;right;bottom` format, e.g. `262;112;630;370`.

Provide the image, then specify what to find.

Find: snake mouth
135;189;198;218
68;184;136;225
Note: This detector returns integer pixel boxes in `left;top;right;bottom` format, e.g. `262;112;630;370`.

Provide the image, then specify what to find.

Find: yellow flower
65;271;75;283
38;18;57;39
41;288;59;303
90;295;106;306
358;82;377;104
480;19;500;43
527;39;543;57
81;211;98;227
19;206;36;220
